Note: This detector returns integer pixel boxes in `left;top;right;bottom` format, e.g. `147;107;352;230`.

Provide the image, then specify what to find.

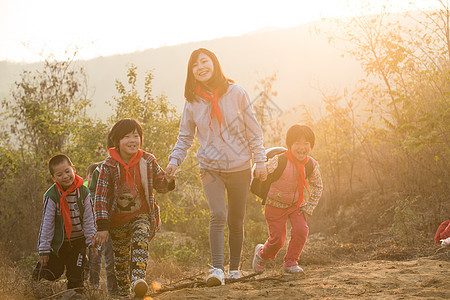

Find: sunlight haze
0;0;438;62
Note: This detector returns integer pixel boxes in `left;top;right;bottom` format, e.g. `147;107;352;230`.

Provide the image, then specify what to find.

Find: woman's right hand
165;164;178;182
254;165;268;181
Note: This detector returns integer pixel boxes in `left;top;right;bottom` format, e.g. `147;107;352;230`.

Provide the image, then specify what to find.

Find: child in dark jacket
94;118;175;298
33;154;97;294
252;124;323;275
86;162;118;294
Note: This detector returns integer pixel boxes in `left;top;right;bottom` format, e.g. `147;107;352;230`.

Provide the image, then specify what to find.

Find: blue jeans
89;237;117;293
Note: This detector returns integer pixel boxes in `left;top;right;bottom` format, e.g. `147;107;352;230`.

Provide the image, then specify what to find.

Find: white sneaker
206;267;225;287
227;270;248;279
283;264;304;275
252;244;266;273
441;237;450;247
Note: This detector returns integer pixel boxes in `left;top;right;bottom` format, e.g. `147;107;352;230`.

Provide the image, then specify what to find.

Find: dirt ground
13;231;449;300
152;251;450;300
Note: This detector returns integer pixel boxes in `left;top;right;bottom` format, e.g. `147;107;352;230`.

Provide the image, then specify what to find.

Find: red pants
434;220;450;243
259;204;309;267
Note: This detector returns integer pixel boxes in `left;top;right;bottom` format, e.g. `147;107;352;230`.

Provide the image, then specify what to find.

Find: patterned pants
109;214;152;296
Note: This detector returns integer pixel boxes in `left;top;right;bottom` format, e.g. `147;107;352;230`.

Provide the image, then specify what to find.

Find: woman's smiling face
192;52;214;83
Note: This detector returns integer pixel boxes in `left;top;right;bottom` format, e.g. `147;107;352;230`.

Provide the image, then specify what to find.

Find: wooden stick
150;272;295;296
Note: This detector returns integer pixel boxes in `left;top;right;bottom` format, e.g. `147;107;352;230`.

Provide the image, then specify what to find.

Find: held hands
167;163;267;181
254;165;268;181
39;255;49;267
95;230;109;247
165;164;177;183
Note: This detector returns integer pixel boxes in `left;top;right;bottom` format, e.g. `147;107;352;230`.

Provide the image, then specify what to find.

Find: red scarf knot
108;147;143;187
284;150;310;207
55;174;84;244
195;85;224;140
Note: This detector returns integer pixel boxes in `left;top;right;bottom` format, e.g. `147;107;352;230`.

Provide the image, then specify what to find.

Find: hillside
0;20;364;120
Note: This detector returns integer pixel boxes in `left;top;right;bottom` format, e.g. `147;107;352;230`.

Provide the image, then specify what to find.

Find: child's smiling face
119;129;141;159
290;136;311;162
52;161;76;190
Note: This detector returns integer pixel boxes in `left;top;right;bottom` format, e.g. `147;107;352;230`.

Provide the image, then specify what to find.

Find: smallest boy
33;154;97;293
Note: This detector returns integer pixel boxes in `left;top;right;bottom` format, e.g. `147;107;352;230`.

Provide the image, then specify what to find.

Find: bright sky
0;0;439;63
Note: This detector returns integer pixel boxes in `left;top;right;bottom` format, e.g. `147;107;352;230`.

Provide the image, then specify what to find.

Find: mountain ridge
0;19;364;120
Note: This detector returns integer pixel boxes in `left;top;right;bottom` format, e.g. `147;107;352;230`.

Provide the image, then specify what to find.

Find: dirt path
153;256;449;299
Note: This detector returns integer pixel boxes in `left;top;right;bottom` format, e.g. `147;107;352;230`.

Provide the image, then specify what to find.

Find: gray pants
200;168;251;271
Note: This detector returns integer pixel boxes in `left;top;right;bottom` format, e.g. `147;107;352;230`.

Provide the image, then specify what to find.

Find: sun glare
0;0;442;62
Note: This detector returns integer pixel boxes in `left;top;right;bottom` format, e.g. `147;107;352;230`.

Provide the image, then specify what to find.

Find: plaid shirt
94;151;174;232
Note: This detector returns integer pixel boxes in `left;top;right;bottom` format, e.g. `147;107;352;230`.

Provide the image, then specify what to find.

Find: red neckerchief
195;85;224;140
284;150;310;207
55;174;84;244
109;147;143;187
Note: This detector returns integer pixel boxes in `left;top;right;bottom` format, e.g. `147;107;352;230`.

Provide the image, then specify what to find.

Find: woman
166;48;267;286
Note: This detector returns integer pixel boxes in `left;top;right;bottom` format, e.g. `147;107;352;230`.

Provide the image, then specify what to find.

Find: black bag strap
251;154;315;205
305;158;314;179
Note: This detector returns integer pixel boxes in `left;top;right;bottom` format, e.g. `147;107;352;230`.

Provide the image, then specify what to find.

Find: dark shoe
132;279;148;299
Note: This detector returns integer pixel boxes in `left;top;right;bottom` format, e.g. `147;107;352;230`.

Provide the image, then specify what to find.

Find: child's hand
95;231;109;247
39;255;49;267
254;166;267;181
165;174;175;183
90;246;99;259
165;164;177;182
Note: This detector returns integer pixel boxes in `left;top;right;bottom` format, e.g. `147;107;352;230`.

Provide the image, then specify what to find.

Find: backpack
250;147;314;205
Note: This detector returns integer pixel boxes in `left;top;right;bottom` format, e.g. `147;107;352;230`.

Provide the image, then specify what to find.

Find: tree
320;0;450;230
109;64;180;163
66;118;110;173
2;56;91;166
253;72;285;147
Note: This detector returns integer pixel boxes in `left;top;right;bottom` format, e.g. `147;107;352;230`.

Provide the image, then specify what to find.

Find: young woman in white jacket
166;48;267;286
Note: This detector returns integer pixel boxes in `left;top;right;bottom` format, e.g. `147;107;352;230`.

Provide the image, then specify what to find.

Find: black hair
86;163;99;177
184;48;234;103
49;154;73;176
286;124;315;149
108;118;143;149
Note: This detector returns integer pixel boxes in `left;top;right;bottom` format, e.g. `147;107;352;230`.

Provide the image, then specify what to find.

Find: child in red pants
434;220;450;247
252;124;323;274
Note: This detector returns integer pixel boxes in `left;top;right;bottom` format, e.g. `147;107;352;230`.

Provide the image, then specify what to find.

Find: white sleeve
82;193;96;247
168;102;196;166
38;196;56;255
